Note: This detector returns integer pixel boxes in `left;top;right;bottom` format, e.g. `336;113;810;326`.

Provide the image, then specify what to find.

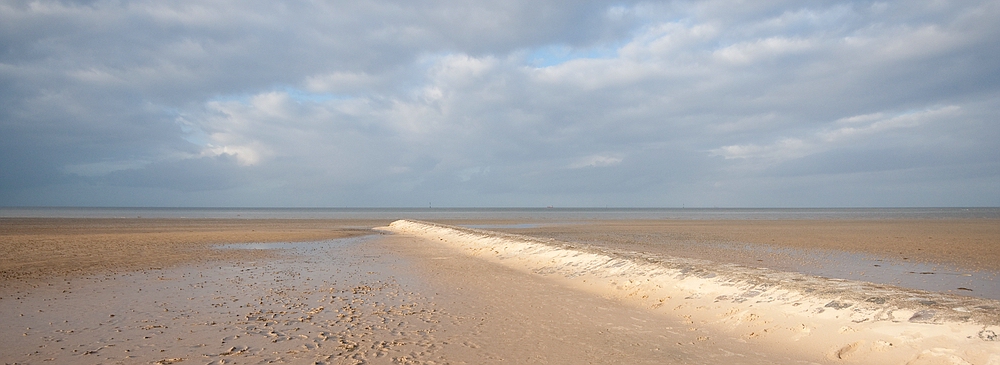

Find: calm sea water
1;207;997;220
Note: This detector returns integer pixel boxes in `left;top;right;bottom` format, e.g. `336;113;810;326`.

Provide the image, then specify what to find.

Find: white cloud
711;106;963;164
200;143;267;166
712;37;814;65
711;138;809;161
569;155;623;169
2;0;998;207
819;106;960;142
304;72;378;94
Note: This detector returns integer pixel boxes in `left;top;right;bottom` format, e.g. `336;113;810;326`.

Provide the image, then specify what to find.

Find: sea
1;206;998;220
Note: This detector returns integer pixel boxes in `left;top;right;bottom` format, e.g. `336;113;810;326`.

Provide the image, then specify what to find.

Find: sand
437;219;1000;272
2;217;999;364
1;219;793;364
0;218;389;283
454;219;1000;300
384;220;1000;364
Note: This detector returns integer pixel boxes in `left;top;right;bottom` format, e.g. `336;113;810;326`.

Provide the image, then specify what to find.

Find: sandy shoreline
0;218;390;284
437;218;1000;272
2;217;999;364
4;217;996;282
385;220;1000;364
458;219;1000;300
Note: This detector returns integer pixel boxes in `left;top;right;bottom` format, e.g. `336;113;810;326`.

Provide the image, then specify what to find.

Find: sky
1;0;998;208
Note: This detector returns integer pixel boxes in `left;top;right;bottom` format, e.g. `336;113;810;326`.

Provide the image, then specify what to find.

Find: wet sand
2;217;999;364
0;218;389;284
452;219;1000;300
3;220;803;364
440;219;1000;272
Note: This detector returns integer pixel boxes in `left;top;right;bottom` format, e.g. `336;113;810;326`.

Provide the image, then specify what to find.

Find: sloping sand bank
383;220;1000;365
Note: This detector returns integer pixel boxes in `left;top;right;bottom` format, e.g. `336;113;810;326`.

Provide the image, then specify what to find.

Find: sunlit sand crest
383;219;1000;364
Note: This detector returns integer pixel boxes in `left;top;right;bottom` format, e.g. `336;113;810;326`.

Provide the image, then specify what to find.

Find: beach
0;218;388;282
2;216;998;364
449;219;1000;299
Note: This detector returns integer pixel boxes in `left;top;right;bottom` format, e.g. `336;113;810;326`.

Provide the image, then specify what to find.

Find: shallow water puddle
215;235;374;251
719;242;1000;300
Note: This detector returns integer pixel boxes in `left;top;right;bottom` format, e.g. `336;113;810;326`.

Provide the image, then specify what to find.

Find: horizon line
2;206;998;210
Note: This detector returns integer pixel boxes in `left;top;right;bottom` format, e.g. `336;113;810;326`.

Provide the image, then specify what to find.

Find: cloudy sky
1;0;998;207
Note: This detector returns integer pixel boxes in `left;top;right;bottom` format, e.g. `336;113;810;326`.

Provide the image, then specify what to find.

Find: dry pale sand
385;220;1000;365
3;217;999;364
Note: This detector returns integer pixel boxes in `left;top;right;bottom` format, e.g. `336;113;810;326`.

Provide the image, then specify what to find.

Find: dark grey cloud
1;0;997;207
101;154;247;191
